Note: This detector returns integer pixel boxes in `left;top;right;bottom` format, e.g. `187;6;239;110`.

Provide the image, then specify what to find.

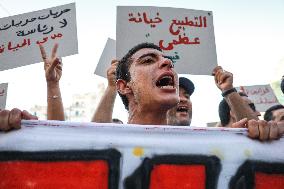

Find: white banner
0;120;283;189
0;3;78;71
117;6;218;75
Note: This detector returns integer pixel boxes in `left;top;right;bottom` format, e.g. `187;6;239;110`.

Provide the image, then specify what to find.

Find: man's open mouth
156;75;175;89
177;106;188;113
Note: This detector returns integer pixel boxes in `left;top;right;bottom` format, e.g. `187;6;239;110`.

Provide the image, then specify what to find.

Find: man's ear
116;79;132;95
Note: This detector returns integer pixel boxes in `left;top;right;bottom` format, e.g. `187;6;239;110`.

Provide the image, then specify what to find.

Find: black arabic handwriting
0;8;71;31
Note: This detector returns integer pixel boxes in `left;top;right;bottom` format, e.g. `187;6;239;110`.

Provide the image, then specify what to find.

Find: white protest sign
0;120;283;189
237;85;279;112
0;83;8;111
94;38;116;78
0;3;78;71
117;6;218;75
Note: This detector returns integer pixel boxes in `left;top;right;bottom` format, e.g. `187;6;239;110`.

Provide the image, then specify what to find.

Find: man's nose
179;95;187;102
179;95;191;104
159;57;173;69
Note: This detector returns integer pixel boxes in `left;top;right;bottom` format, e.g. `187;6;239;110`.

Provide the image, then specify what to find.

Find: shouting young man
116;43;179;125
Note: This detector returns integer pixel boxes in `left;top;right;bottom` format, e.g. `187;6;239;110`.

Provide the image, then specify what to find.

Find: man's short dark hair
116;43;162;111
218;92;248;126
112;118;123;124
281;77;284;94
264;104;284;121
179;77;195;96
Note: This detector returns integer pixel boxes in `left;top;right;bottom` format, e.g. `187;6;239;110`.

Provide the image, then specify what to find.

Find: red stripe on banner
149;164;205;189
255;172;284;189
0;160;109;189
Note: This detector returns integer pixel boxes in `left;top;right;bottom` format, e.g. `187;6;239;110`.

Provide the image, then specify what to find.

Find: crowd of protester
0;42;283;141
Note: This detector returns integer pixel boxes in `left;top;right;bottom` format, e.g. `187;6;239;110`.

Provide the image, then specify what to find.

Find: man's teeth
177;106;188;112
160;85;175;89
163;76;172;80
156;75;175;88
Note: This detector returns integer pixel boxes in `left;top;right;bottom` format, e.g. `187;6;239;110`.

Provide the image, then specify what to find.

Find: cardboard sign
94;38;116;78
0;3;78;71
117;6;218;75
237;85;279;112
0;83;8;111
0;120;283;189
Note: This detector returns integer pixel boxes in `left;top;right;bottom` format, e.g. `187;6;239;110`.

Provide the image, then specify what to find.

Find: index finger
22;110;38;120
112;61;119;68
111;59;118;65
247;119;259;139
51;43;59;59
231;118;248;128
258;120;269;141
268;121;279;140
39;44;47;60
212;66;223;76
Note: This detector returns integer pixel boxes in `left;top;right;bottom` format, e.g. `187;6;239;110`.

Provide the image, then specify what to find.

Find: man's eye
143;58;154;63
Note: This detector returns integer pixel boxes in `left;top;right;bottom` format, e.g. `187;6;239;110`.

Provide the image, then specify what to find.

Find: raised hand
212;66;233;92
107;59;119;88
39;43;62;84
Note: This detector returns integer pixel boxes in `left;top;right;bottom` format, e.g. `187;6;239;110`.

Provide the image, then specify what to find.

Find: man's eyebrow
163;55;173;62
137;52;159;61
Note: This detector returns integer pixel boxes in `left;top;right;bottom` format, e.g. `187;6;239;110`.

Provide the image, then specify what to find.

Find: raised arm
213;66;258;121
39;44;65;121
92;60;118;123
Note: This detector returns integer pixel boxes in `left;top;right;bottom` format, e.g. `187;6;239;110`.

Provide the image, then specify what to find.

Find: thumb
231;118;248;128
22;110;38;120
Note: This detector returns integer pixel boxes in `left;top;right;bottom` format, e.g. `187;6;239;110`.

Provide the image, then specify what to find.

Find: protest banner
0;83;8;111
94;38;116;78
0;3;78;71
0;120;283;189
117;6;218;75
237;84;279;112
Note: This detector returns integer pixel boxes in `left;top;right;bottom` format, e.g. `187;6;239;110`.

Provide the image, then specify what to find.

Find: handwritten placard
0;83;8;111
0;3;78;71
117;6;218;75
237;85;279;112
94;38;116;78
